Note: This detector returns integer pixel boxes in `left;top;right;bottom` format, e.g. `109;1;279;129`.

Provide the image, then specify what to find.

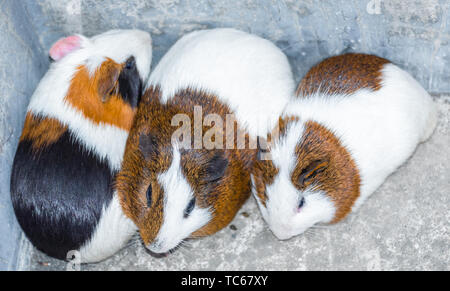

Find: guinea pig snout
268;221;295;240
271;229;294;241
146;239;168;254
144;241;170;258
146;240;162;253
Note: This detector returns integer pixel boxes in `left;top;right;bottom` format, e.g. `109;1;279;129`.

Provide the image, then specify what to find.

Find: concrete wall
29;0;450;93
0;0;448;270
0;0;48;270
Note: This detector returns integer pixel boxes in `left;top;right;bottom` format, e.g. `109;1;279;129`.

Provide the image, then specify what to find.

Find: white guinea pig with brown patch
10;30;152;262
252;53;438;240
117;28;295;254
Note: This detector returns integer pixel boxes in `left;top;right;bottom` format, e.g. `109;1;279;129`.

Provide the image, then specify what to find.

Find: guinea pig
252;53;438;240
116;28;295;254
10;29;152;262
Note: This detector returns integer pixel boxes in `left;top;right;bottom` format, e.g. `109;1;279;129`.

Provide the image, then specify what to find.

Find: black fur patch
118;56;143;108
204;152;229;183
139;133;159;159
10;132;114;260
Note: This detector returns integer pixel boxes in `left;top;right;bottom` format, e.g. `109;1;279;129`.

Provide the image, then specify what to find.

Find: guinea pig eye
298;197;305;209
146;185;152;208
183;197;196;218
125;56;136;70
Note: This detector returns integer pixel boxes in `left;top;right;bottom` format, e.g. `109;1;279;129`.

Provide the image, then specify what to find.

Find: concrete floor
29;96;449;271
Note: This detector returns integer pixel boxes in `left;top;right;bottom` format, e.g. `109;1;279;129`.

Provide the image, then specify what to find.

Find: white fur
27;29;152;170
79;194;137;263
84;29;152;80
30;102;128;171
259;63;437;240
148;28;295;138
148;146;212;253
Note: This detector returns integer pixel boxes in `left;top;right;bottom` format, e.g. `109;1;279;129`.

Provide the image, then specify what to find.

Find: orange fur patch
64;59;135;131
20;113;68;152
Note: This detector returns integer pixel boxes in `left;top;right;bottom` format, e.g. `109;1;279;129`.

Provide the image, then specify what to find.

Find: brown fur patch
252;159;278;207
296;53;390;97
291;121;360;223
64;59;135;131
20;113;67;152
116;87;256;245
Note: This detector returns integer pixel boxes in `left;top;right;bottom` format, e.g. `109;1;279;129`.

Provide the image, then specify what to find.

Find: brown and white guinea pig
10;30;152;262
252;53;438;240
116;28;295;254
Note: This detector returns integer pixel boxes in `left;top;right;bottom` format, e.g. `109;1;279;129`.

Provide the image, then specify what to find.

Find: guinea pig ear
204;152;229;183
97;61;121;102
298;159;328;185
49;35;84;61
139;132;159;159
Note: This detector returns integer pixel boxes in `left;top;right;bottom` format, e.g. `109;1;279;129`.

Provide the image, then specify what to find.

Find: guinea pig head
63;56;140;131
252;117;360;240
23;30;152;171
57;30;152;129
117;89;253;254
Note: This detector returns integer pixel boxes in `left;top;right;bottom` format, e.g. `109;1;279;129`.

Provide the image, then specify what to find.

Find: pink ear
49;35;82;61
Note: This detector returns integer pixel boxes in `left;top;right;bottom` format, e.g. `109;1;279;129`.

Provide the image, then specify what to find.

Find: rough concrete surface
30;97;449;271
0;0;47;271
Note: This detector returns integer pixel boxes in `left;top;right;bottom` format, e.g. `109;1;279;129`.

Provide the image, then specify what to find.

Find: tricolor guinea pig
10;29;152;262
117;28;295;254
252;53;438;240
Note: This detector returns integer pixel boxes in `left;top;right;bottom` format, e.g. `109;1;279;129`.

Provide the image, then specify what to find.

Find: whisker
311;225;331;230
125;233;142;248
304;227;323;240
180;240;193;250
169;241;185;254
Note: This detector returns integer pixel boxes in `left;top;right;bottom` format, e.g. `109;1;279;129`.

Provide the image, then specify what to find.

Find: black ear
118;56;143;108
298;160;328;185
204;152;229;183
139;133;158;158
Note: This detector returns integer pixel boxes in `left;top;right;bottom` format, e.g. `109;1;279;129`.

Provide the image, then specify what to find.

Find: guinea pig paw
49;35;83;61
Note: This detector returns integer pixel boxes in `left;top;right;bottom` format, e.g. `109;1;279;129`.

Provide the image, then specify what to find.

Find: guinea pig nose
271;227;293;241
125;56;136;69
273;232;292;241
144;243;169;258
146;239;164;253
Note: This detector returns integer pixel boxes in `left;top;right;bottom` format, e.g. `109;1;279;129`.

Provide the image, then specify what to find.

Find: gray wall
0;0;449;270
0;0;48;270
28;0;450;93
